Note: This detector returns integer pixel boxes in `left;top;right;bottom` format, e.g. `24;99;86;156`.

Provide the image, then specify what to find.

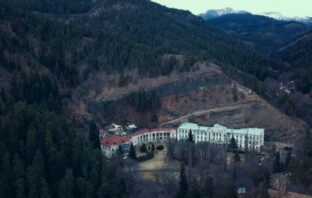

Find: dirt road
161;102;254;125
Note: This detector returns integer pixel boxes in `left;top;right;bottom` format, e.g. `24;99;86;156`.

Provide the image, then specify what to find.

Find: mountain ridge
200;7;249;20
0;0;310;135
201;8;312;25
205;13;310;54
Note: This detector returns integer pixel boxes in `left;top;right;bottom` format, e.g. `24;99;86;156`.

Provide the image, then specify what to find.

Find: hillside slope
275;31;312;93
0;0;285;86
76;63;307;142
203;13;312;127
0;0;309;141
276;31;312;68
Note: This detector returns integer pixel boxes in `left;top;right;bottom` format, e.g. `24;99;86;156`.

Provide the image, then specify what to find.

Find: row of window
137;132;171;142
177;134;261;146
178;130;262;141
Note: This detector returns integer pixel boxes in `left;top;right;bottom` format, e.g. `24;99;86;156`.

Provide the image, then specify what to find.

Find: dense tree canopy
1;0;311;128
0;73;127;197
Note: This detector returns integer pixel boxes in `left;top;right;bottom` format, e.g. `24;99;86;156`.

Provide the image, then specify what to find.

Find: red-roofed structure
100;128;177;158
100;135;130;147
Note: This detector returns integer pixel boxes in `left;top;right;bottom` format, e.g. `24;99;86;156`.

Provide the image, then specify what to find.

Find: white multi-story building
100;123;264;158
177;123;264;151
129;128;176;145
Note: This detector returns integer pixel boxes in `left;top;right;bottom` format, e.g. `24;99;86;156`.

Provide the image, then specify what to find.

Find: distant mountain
261;12;312;26
200;7;249;20
201;8;312;26
261;12;301;21
300;17;312;26
205;13;310;54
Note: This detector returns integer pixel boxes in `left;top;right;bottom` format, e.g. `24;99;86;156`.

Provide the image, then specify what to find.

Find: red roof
100;135;130;147
100;128;176;147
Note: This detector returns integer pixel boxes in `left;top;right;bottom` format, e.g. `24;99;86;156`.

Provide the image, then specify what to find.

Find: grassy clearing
136;145;180;181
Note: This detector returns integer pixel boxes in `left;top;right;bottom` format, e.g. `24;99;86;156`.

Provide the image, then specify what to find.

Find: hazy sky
152;0;312;17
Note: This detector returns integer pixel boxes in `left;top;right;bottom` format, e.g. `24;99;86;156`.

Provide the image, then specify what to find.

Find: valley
0;0;312;197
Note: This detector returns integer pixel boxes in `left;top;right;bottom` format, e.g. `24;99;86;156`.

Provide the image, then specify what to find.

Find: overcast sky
151;0;312;17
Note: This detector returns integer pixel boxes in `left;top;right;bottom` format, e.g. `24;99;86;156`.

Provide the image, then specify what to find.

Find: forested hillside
0;75;127;197
6;0;98;14
0;0;292;120
275;31;312;94
0;0;310;136
0;0;312;197
203;12;312;126
0;0;286;84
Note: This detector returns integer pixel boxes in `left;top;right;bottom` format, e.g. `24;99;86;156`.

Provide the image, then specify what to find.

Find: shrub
156;145;164;150
140;143;147;153
136;152;154;162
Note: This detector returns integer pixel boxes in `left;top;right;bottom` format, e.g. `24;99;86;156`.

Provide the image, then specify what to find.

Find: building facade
100;135;130;158
100;123;264;158
100;128;176;158
177;123;264;151
129;128;176;145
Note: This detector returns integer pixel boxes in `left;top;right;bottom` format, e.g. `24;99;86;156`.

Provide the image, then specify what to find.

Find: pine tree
13;154;26;198
290;130;312;188
58;169;74;198
188;130;194;144
259;181;270;198
273;152;281;173
284;150;291;171
0;153;12;197
151;112;158;123
26;150;48;198
129;144;137;159
89;121;100;148
233;151;241;162
140;143;147;153
232;84;238;102
26;127;37;162
222;182;237;198
202;176;213;198
15;178;26;198
229;136;238;152
177;162;188;198
190;179;201;198
303;130;312;158
76;177;87;198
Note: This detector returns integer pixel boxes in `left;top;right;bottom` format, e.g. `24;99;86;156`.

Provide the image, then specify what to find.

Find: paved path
160;102;254;125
